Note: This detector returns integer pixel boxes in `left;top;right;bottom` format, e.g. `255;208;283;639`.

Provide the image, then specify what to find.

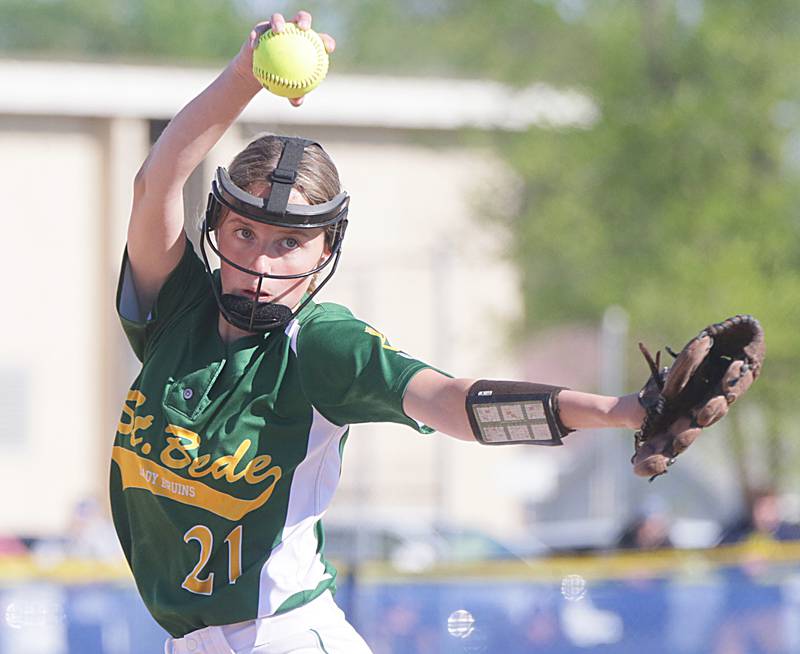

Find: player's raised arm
402;368;644;443
126;10;335;315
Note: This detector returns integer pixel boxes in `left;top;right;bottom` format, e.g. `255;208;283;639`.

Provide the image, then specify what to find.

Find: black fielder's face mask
200;137;349;333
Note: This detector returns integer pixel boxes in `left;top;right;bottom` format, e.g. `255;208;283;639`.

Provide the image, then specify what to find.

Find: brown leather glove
632;315;766;480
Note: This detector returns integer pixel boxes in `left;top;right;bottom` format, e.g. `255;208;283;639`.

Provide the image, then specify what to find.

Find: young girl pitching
112;9;645;654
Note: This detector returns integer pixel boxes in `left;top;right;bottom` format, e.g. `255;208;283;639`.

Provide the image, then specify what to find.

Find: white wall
0;116;104;534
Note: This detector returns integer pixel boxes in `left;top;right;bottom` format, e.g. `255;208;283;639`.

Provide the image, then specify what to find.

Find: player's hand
232;10;336;107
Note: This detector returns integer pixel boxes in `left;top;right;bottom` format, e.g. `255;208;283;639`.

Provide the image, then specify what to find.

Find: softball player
112;10;646;654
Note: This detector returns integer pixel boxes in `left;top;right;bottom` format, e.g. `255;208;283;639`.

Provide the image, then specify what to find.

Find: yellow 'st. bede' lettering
117;390;154;446
188;454;212;477
161;425;201;468
208;440;254;483
244;455;281;484
160;425;282;488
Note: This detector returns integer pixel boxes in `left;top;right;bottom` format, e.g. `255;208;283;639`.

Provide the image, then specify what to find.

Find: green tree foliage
0;0;249;63
500;2;800;468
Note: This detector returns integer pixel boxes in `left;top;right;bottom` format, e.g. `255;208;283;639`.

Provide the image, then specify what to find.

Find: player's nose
249;251;274;275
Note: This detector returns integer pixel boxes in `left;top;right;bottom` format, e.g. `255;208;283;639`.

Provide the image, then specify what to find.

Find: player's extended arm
402;368;644;442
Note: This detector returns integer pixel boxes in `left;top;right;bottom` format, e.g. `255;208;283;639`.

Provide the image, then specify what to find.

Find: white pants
164;591;373;654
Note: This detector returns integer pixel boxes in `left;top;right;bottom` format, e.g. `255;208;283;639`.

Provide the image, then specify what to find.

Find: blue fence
2;544;799;653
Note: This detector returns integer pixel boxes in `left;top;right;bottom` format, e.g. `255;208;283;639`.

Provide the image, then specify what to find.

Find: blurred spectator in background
64;497;124;561
0;534;28;556
604;497;673;652
67;498;124;563
29;497;124;564
711;487;800;653
719;487;800;545
617;496;674;551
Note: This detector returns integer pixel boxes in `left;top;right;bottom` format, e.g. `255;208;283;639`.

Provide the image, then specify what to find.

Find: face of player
215;184;330;341
752;494;780;533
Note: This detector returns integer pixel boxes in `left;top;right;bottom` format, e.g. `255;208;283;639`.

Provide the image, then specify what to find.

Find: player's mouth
240;289;273;301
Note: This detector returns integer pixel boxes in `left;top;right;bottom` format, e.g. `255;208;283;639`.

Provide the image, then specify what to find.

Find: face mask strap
212;167;349;228
266;137;313;216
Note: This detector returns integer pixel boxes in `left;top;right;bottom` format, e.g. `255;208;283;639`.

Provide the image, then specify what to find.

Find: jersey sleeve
116;236;209;362
295;307;445;431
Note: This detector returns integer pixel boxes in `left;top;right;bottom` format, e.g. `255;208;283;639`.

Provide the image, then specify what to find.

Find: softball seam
253;25;328;91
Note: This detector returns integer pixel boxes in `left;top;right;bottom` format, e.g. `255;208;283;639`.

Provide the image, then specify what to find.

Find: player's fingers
289;97;304;107
249;21;271;48
318;33;336;54
293;10;312;30
253;20;271;34
271;13;286;33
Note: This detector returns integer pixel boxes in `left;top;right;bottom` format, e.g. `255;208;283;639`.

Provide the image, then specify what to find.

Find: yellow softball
252;24;329;98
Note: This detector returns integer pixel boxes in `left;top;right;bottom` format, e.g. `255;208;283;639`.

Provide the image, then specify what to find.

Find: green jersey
111;238;434;637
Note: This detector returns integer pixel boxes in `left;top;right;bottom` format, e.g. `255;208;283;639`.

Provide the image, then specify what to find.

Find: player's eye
281;237;300;250
235;228;255;241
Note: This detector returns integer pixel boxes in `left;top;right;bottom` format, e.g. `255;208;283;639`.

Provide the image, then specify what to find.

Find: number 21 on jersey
181;524;243;595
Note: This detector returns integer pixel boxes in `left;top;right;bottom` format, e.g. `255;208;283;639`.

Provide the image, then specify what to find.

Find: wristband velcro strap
465;380;574;446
